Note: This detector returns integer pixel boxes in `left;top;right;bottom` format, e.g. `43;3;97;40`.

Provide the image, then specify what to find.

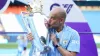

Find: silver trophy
21;0;51;55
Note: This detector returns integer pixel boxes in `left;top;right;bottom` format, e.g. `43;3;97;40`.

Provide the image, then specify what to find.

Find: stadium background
0;0;100;56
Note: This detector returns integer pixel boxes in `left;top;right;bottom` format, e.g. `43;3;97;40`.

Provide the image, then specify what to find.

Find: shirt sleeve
67;30;80;53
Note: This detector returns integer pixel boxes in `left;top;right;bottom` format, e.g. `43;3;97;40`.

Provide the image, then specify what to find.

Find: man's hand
50;33;58;45
27;33;34;41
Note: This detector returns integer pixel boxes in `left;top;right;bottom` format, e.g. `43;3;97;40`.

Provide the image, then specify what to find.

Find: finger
29;37;33;40
28;37;33;41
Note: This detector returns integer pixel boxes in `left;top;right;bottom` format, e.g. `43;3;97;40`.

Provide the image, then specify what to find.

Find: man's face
48;14;61;28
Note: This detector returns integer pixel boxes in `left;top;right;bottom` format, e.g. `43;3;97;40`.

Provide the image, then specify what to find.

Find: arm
57;46;76;56
50;31;80;56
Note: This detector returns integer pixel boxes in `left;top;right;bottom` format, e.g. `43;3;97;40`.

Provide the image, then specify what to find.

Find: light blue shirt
47;25;80;56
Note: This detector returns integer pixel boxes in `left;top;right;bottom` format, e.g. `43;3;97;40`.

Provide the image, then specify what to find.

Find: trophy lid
28;0;43;13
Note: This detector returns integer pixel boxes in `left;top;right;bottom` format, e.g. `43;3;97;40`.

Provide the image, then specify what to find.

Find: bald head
50;7;66;20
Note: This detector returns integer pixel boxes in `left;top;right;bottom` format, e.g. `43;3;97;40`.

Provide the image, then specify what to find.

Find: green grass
0;42;100;49
0;42;31;49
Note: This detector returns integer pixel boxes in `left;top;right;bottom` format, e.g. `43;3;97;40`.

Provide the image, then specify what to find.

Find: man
45;7;80;56
27;7;80;56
